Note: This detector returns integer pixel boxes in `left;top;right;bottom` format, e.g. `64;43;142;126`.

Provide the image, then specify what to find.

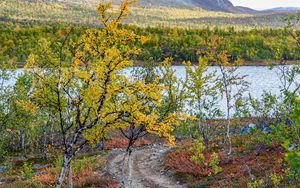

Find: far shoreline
14;60;299;68
135;60;299;67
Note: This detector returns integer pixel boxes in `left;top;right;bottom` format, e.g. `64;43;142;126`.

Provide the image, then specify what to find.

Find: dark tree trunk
42;128;48;161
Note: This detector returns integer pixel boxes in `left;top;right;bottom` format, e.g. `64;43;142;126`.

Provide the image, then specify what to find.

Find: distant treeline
1;21;299;64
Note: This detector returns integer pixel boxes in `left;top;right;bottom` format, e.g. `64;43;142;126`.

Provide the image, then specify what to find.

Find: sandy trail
106;144;187;188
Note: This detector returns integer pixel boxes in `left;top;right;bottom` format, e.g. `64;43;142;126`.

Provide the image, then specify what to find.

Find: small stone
0;166;7;173
10;156;26;162
34;170;47;175
240;123;256;134
33;164;50;170
288;143;297;151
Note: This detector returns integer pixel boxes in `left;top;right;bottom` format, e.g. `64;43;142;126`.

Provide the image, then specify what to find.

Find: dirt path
106;144;187;188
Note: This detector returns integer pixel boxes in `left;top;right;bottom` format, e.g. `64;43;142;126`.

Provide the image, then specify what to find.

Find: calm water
127;65;299;115
172;65;282;99
125;65;284;97
3;66;299;116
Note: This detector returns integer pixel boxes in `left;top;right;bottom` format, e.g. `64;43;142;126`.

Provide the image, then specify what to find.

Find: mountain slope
266;7;300;12
127;0;257;13
23;0;300;14
0;0;291;28
183;0;256;13
52;0;257;13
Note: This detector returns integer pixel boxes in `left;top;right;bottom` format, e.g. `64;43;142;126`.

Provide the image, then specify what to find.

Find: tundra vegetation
0;0;291;28
0;1;299;188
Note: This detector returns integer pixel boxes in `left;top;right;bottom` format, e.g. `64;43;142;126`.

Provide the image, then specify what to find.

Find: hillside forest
1;22;300;65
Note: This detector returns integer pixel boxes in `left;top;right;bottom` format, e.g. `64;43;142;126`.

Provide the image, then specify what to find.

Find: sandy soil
106;144;187;188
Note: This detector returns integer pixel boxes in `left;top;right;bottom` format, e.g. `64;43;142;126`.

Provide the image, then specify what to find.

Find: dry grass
75;166;120;188
34;167;57;186
164;139;287;187
0;155;119;188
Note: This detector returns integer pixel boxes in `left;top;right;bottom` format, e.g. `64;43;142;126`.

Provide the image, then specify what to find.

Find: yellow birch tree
22;1;180;187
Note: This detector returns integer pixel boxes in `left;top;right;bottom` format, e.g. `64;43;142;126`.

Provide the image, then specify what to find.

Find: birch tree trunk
56;154;70;188
68;164;73;188
225;96;232;158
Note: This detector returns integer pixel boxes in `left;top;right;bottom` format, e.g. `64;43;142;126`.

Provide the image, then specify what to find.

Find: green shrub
20;162;33;179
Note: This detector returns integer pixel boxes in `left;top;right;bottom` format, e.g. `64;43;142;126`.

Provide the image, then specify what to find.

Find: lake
3;65;299;116
125;65;287;97
127;65;299;115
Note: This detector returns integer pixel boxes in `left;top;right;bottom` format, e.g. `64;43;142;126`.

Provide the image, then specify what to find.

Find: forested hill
0;0;293;29
36;0;300;14
102;0;256;13
33;0;257;13
136;0;257;13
